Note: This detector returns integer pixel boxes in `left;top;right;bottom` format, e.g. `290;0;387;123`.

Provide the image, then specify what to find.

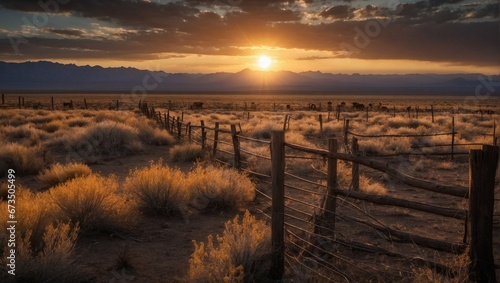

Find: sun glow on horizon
257;55;272;70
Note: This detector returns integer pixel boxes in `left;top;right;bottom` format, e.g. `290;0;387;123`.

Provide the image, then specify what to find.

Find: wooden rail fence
139;105;499;282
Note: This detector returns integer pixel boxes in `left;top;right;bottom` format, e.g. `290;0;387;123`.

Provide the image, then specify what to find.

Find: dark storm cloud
320;5;355;19
0;0;498;67
44;28;85;37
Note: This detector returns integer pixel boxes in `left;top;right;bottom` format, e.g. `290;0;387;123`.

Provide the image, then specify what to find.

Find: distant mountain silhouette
0;61;498;93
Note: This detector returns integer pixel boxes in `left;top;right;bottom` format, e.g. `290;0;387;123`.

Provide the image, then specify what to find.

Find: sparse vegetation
48;174;137;233
124;160;189;216
188;211;271;283
1;222;91;283
39;162;92;187
188;164;255;211
169;143;206;162
0;143;44;177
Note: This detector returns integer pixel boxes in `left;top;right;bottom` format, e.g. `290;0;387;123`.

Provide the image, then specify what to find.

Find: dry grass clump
124;161;189;216
48;174;137;233
132;116;175;145
1;124;46;145
359;175;387;195
42;120;65;133
38;162;92;187
188;211;271;282
0;187;55;255
67;117;90;127
245;122;280;140
61;120;144;162
169;143;206;162
188;164;255;211
1;222;90;283
0;143;44;177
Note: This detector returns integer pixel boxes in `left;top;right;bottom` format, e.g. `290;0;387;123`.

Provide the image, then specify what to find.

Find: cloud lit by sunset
0;0;498;74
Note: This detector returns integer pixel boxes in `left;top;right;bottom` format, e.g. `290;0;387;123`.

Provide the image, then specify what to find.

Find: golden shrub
39;162;92;187
48;174;137;233
188;211;271;283
124;160;189;216
188;164;255;211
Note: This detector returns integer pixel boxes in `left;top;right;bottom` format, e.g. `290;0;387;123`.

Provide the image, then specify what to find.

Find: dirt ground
15;134;500;282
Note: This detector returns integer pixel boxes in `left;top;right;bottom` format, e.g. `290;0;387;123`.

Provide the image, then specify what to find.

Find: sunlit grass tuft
124;160;189;216
39;162;92;188
48;174;137;233
188;211;271;282
188;164;255;211
169;143;206;162
0;143;44;177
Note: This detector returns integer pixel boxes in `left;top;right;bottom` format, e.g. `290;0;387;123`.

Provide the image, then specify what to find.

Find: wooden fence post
324;138;338;228
231;124;241;170
319;114;323;133
1;93;4;104
166;110;170;132
168;100;171;110
163;113;168;131
270;130;285;280
18;96;21;109
468;145;498;282
116;100;119;110
451;116;455;160
181;111;184;122
344;119;350;146
431;105;434;123
22;97;24;108
366;107;369;122
393;106;396;118
351;137;359;191
283;114;290;131
171;116;176;131
273;103;276;111
327;111;331;122
201;120;206;149
213;122;219;158
187;122;192;143
51;97;54;110
84;99;88;109
177;117;182;139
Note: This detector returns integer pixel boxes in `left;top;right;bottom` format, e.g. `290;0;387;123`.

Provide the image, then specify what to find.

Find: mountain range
0;61;498;94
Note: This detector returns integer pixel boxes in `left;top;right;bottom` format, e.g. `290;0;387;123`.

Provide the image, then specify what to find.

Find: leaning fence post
200;120;206;149
468;145;498;282
283;114;289;131
270;130;285;280
351;137;359;191
231;124;241;170
213;122;219;158
451;116;455;160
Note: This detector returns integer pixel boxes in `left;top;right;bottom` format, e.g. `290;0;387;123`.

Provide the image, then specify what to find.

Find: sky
0;0;499;74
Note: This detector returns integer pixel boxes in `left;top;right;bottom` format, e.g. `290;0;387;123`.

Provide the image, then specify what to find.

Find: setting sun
257;55;272;70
